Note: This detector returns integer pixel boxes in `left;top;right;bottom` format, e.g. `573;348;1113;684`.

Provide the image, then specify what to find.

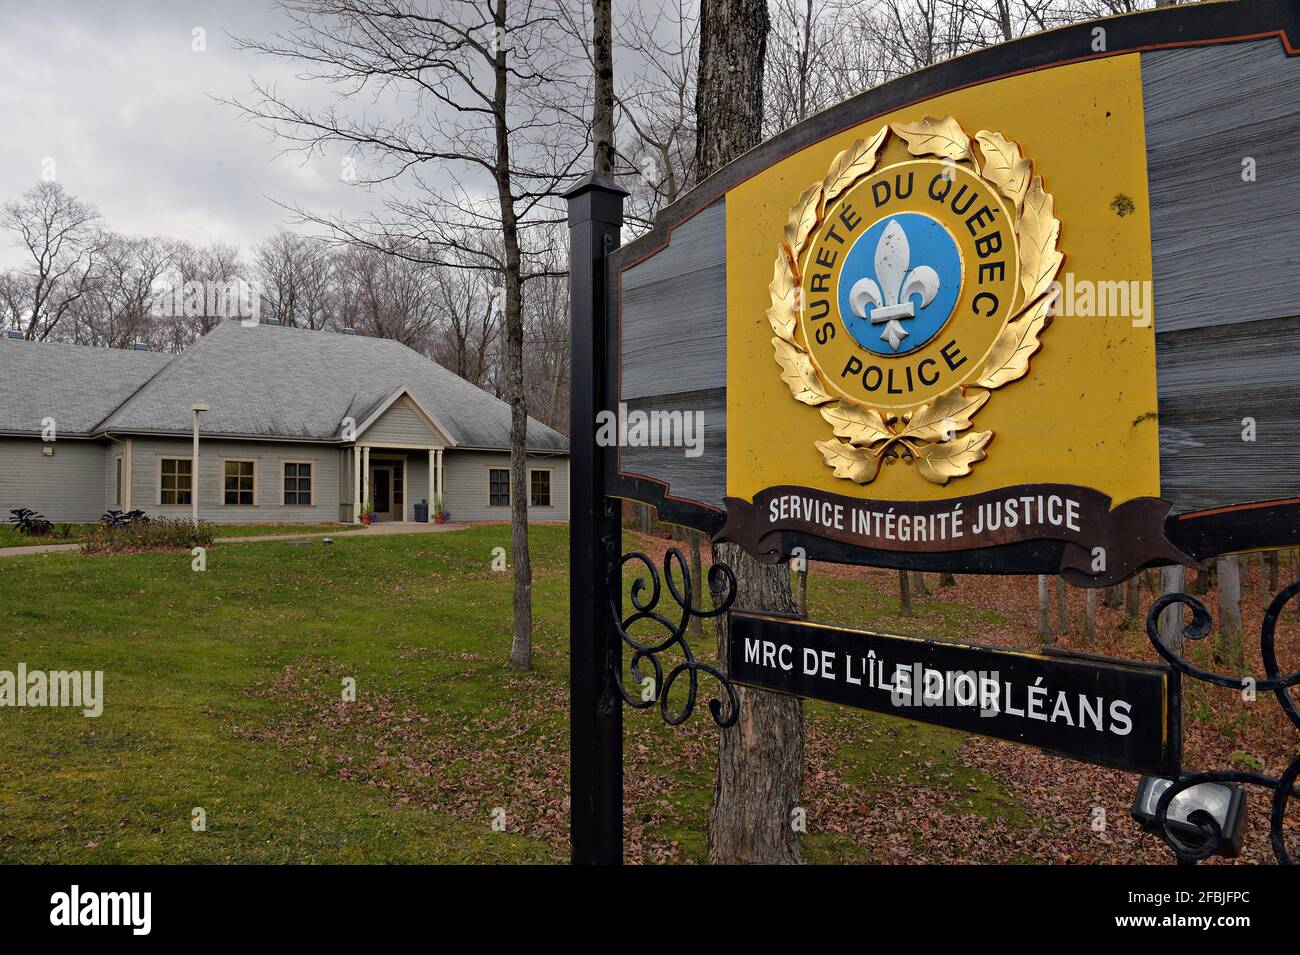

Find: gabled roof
0;337;171;437
353;386;455;445
0;321;569;452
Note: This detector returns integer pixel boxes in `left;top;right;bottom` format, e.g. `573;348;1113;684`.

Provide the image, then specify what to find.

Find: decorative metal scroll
1145;581;1300;864
607;544;739;727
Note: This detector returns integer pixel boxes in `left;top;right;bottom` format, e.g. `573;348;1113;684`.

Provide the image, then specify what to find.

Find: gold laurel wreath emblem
768;116;1063;485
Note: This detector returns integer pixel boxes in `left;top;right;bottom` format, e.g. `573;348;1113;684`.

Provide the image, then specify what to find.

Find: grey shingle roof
0;337;171;436
0;322;568;452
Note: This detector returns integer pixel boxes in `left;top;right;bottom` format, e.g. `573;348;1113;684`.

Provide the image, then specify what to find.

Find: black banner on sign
730;612;1180;775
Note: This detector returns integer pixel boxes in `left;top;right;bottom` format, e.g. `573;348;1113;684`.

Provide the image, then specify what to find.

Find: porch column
123;439;133;511
362;446;371;515
436;448;444;505
434;452;444;519
352;446;362;523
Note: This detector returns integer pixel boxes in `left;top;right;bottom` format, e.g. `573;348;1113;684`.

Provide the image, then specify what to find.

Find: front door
371;468;392;520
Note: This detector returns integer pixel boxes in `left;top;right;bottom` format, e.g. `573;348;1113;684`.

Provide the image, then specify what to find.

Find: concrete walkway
0;521;467;558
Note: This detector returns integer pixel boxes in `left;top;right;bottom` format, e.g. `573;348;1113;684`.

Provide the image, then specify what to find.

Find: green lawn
0;526;1037;863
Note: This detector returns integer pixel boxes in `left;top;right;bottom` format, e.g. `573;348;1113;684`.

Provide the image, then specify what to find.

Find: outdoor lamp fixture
1131;774;1247;860
191;404;209;527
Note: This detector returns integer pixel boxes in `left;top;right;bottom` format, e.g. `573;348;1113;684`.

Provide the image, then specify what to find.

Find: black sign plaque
730;612;1180;775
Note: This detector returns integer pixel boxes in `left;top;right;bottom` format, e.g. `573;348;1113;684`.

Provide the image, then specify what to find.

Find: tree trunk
910;570;927;598
795;563;808;616
496;0;532;670
695;0;769;178
898;568;913;616
1055;577;1068;635
1037;574;1053;643
1158;564;1186;657
1082;588;1096;646
688;528;704;636
699;0;799;865
709;543;803;864
939;571;956;587
1103;584;1122;609
1125;575;1140;618
1215;556;1244;667
592;0;615;178
1266;550;1279;593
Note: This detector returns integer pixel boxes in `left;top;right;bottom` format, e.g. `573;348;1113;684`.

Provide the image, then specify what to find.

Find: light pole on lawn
191;404;208;527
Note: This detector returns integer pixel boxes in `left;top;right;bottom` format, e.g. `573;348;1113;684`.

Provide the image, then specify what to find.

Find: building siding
441;450;569;523
0;437;110;523
2;434;567;526
127;436;343;524
360;395;446;446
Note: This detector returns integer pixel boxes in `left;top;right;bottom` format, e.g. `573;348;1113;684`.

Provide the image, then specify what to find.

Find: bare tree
698;0;802;866
1215;555;1244;667
335;242;442;346
69;234;174;348
1082;587;1096;646
426;263;500;388
1056;577;1069;635
610;0;699;229
2;181;104;340
165;239;248;347
1157;564;1186;656
230;0;589;670
255;229;336;329
1037;574;1053;643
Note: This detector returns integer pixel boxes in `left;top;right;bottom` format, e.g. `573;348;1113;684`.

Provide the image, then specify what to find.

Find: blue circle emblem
837;213;961;357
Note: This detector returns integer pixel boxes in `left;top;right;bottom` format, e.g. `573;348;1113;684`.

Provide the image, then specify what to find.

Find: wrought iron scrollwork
1144;581;1300;864
607;546;739;728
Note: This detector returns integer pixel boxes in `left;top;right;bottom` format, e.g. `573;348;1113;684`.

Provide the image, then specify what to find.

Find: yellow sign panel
727;55;1158;506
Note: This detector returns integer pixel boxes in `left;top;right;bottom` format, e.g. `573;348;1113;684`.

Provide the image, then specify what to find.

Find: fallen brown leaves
230;533;1297;864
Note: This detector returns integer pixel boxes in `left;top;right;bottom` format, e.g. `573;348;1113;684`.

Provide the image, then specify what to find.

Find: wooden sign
606;1;1300;579
730;612;1181;775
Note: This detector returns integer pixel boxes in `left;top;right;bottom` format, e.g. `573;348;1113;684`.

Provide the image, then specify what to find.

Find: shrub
9;507;53;536
100;509;150;527
82;518;216;555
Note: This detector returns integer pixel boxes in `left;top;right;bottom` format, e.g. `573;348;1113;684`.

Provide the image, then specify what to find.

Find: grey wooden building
0;321;568;525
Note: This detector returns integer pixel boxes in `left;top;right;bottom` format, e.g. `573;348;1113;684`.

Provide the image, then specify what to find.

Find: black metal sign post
566;172;628;865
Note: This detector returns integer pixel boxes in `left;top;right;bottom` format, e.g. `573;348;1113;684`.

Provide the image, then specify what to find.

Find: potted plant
361;496;374;526
433;496;447;524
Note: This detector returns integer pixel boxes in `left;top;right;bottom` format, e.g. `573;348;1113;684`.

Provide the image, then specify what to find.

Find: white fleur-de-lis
848;219;941;351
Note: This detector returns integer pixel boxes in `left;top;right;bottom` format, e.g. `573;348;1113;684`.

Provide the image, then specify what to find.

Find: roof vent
6;329;24;340
131;341;149;351
264;318;282;327
342;327;357;335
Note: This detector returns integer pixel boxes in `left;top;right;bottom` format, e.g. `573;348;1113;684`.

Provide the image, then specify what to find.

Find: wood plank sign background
604;0;1300;581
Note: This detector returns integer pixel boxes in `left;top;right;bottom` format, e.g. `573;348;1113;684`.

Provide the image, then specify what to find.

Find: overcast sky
0;0;387;266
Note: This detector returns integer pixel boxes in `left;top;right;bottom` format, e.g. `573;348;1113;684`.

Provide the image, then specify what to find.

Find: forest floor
0;524;1294;863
